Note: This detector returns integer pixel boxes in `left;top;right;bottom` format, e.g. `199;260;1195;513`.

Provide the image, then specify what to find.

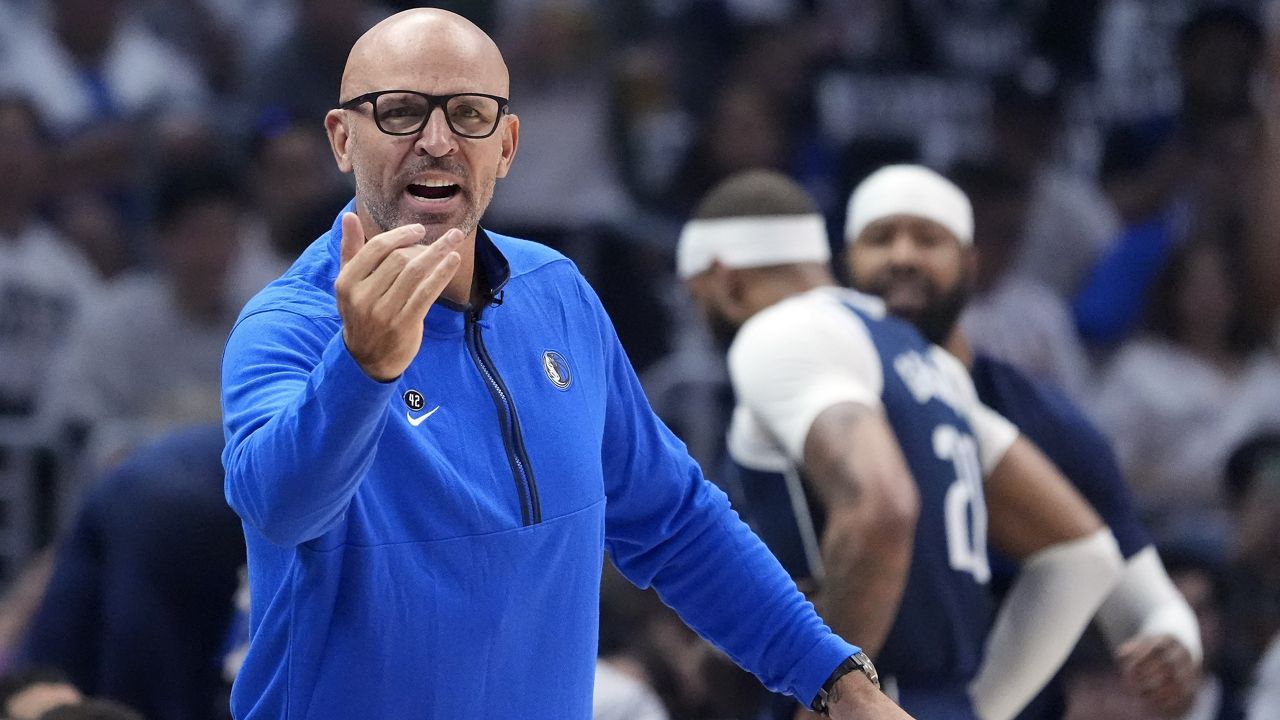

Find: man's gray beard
353;171;495;242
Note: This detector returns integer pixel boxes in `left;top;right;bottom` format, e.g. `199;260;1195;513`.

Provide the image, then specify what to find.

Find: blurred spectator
813;0;922;71
1222;433;1280;686
137;0;295;106
954;161;1092;400
488;4;676;373
396;0;496;31
1108;37;1258;226
0;95;101;421
485;1;634;229
670;20;839;220
597;562;765;720
0;0;209;135
990;79;1121;300
0;666;81;719
1247;2;1280;353
0;554;57;670
640;306;732;475
1076;6;1264;347
663;13;833;212
232;122;352;295
38;149;250;478
906;0;1099;83
50;194;131;283
668;80;791;217
1091;239;1280;541
19;425;244;720
728;21;843;215
610;41;697;213
593;659;670;720
1250;630;1280;720
0;94;104;593
244;0;389;129
0;0;212;224
1093;0;1196;127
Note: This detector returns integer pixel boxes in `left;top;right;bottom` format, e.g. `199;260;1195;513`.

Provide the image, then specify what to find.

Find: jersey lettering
935;424;990;583
894;350;966;412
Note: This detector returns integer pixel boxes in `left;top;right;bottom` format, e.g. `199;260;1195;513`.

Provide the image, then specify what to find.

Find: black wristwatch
810;651;880;715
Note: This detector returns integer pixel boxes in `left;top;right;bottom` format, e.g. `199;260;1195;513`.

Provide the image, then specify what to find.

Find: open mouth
407;182;460;202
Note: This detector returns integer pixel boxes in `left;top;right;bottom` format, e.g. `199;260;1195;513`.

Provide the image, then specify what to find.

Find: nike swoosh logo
406;406;440;426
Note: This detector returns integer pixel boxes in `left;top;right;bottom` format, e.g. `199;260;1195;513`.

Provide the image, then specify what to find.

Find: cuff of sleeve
788;634;861;708
316;332;400;410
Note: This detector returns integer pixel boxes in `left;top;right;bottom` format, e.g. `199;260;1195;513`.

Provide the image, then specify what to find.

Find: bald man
220;10;912;720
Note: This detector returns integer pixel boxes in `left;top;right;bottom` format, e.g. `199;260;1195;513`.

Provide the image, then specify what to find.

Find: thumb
339;212;365;267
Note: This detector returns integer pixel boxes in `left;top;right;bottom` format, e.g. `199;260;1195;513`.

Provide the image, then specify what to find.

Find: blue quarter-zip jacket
221;203;857;719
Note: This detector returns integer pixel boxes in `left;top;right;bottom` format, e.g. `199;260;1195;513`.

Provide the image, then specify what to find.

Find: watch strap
810;651;880;715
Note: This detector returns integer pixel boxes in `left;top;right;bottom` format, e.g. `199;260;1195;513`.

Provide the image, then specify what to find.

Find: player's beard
860;267;972;346
355;156;494;242
909;280;969;346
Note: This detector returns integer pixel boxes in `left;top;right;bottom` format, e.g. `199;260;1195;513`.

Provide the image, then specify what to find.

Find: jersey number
934;424;990;583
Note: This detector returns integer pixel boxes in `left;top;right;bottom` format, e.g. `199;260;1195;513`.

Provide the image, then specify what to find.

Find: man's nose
415;108;458;157
887;234;922;267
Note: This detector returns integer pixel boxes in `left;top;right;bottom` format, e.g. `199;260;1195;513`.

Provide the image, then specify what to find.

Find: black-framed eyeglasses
337;90;510;139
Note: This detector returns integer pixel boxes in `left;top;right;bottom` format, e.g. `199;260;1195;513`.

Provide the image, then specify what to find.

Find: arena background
0;1;1279;718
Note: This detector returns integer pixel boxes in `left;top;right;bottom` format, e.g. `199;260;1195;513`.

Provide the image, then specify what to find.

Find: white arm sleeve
1095;545;1203;664
969;528;1125;720
728;292;884;461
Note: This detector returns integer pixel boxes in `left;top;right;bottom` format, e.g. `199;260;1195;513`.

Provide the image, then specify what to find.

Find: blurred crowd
1;0;1280;718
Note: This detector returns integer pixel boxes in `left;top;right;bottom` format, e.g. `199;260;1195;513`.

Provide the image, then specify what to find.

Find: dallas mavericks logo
542;350;572;390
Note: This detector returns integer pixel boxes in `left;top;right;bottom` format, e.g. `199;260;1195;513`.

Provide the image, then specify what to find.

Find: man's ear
325;109;354;173
715;264;754;326
495;113;520;178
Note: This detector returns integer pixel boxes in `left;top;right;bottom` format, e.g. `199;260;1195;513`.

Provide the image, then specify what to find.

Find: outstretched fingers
398;231;464;321
338;220;428;286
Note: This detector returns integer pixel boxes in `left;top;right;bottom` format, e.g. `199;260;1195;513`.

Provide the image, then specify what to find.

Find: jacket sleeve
578;279;856;707
221;308;396;547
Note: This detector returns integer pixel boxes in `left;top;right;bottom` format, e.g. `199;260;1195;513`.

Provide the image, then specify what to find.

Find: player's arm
1246;21;1280;323
731;298;917;658
801;402;918;658
1010;376;1201;719
968;431;1125;720
223;215;461;546
1097;546;1201;717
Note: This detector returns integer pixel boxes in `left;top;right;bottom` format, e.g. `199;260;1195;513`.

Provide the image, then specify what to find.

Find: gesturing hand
335;212;462;381
1116;634;1198;718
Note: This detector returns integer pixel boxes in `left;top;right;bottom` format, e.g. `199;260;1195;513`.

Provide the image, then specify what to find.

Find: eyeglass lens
374;93;502;137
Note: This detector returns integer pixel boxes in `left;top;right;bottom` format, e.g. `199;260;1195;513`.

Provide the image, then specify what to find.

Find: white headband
845;164;973;246
676;214;831;279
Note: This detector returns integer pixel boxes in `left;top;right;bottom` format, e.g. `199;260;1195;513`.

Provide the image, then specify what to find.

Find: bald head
341;9;509;102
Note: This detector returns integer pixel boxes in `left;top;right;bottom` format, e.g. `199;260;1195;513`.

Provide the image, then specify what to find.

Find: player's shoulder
744;286;881;335
730;287;884;378
928;344;975;386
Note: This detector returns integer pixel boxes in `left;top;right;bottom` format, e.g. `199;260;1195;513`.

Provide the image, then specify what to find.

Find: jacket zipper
465;310;542;525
